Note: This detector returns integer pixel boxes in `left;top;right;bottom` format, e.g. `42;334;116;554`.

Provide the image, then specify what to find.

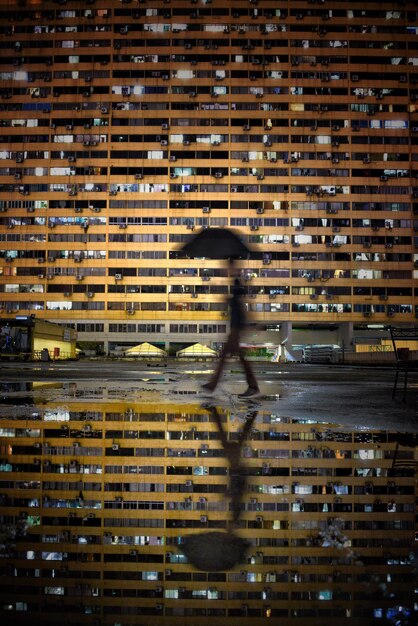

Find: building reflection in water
0;381;416;625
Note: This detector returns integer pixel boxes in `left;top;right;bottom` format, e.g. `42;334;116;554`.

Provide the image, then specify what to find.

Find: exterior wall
0;0;417;350
0;316;76;359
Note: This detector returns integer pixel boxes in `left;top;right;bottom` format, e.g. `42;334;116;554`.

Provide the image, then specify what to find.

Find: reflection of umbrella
178;531;250;571
181;227;250;260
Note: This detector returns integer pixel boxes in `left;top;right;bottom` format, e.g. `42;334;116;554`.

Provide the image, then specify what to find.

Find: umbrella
178;531;250;571
180;227;251;260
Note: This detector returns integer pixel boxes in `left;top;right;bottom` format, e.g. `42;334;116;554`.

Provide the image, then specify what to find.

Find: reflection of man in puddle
177;406;256;570
206;405;258;525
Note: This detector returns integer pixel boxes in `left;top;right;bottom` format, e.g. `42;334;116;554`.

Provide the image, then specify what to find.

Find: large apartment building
0;0;417;353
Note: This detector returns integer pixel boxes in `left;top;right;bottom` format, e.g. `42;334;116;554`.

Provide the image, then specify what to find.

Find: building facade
0;0;417;353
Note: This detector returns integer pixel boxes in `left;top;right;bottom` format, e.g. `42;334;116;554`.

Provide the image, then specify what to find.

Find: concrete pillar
280;321;293;360
280;321;293;346
338;322;353;353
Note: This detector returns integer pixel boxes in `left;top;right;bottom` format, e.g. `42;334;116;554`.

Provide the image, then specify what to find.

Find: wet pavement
0;360;417;625
0;360;416;433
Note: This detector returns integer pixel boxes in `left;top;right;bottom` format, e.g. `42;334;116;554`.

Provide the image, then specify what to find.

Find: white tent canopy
124;342;167;357
176;343;218;358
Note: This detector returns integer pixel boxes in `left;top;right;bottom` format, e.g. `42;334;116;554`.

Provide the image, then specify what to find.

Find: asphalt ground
0;360;416;433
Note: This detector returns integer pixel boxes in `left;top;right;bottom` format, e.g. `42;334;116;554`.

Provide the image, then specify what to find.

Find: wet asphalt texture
0;360;416;433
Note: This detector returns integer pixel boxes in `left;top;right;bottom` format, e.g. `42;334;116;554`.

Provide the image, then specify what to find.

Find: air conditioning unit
119;223;127;229
112;444;120;451
202;207;210;213
68;156;76;162
47;256;55;262
380;175;388;182
86;291;94;298
38;257;45;263
64;291;71;297
256;516;263;523
88;513;95;519
243;125;251;131
250;225;259;231
74;257;82;263
256;208;264;214
242;156;249;163
130;550;138;556
200;516;208;523
161;124;169;130
185;480;193;487
114;273;122;280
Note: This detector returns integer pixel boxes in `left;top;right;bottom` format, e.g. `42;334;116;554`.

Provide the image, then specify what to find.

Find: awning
124;342;167;357
176;343;218;358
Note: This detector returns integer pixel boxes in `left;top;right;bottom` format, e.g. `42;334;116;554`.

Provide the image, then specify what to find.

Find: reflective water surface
0;373;417;626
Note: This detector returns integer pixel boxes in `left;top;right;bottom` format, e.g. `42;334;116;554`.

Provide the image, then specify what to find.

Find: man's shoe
201;382;215;393
238;387;260;398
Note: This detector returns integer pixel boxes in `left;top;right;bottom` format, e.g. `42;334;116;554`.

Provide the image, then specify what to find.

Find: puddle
0;374;416;625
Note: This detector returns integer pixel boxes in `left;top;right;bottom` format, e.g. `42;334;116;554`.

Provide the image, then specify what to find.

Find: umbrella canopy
180;227;251;260
124;342;167;357
176;343;218;358
178;531;250;571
